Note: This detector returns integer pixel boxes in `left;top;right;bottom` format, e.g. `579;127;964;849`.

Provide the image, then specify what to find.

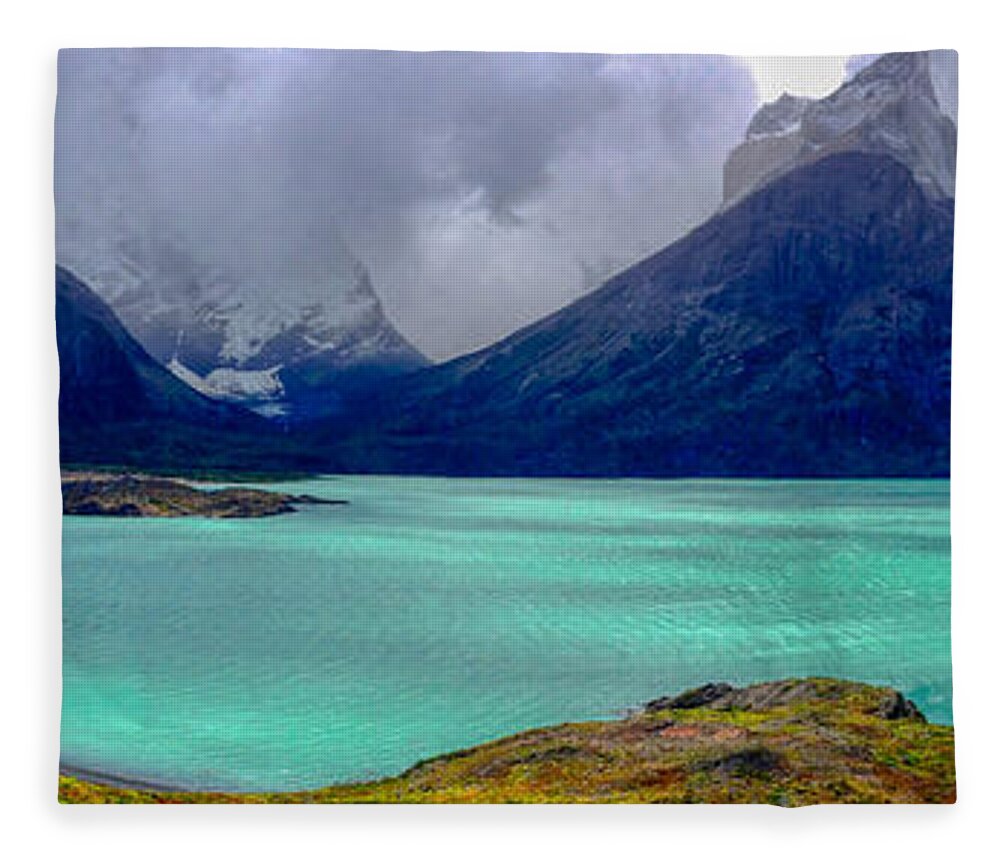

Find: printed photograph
55;49;956;804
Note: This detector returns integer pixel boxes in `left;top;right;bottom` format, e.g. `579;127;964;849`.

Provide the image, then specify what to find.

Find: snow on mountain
56;264;273;466
744;93;812;141
167;358;285;406
724;51;957;205
56;222;427;419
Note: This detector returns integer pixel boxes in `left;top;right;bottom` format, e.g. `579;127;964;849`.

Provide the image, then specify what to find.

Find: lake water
61;478;951;792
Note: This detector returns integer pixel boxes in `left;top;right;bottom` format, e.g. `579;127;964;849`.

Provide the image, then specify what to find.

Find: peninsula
61;471;346;518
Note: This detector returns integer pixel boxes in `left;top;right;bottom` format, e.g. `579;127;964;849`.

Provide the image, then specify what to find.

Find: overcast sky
56;50;944;361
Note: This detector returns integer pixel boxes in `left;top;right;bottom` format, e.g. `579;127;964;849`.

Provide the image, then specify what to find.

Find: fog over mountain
56;50;757;360
57;51;957;364
54;50;957;476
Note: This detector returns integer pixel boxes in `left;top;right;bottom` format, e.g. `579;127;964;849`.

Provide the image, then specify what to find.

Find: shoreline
58;763;201;794
57;678;957;805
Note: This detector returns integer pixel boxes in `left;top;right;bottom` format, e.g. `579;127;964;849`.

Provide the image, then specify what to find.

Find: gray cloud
56;50;756;360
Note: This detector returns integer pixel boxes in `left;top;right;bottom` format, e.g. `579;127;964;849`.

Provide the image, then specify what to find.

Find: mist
56;50;759;360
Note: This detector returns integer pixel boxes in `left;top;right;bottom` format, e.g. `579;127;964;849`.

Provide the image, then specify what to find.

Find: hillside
56;266;323;472
58;678;956;805
322;151;953;477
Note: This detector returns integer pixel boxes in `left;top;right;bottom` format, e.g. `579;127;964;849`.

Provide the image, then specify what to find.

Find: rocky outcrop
724;51;957;205
61;472;345;518
723;93;812;202
646;678;926;723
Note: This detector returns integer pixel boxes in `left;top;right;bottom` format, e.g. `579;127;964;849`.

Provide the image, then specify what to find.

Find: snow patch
167;358;285;402
747;120;802;142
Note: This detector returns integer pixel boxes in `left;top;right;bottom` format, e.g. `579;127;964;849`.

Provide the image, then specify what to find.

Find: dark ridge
305;152;952;478
56;265;326;473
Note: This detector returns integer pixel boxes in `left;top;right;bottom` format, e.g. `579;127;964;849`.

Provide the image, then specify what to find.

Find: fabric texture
56;49;956;804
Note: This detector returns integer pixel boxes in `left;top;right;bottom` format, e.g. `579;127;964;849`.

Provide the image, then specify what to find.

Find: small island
61;471;346;519
58;678;955;805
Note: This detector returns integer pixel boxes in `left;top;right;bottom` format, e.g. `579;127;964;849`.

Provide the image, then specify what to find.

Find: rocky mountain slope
723;51;957;204
58;677;955;805
57;265;247;426
324;150;953;477
310;51;956;477
57;51;955;477
56;266;321;471
56;231;426;420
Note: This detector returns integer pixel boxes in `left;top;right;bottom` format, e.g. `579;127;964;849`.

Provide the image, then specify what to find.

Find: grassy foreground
58;678;955;805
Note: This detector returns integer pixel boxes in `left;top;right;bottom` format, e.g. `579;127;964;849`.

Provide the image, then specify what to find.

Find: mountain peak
56;227;427;420
745;92;813;141
850;50;935;94
56;265;257;441
333;151;953;477
725;51;957;204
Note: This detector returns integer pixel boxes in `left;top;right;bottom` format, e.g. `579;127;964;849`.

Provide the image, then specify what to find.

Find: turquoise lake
60;478;951;792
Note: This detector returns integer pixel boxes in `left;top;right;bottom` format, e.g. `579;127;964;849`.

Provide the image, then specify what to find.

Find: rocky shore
61;472;346;518
58;677;955;805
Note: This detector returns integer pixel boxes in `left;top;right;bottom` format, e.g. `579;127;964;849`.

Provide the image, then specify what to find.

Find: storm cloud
56;50;758;359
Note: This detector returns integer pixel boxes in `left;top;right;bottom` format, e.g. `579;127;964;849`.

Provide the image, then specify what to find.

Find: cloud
56;50;757;360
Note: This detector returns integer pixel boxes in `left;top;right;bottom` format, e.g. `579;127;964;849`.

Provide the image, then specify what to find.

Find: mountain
58;50;954;478
55;230;427;420
724;51;957;204
323;150;952;477
56;265;321;472
309;50;955;478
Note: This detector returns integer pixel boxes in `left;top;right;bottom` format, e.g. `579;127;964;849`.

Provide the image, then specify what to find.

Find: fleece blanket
56;49;956;804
